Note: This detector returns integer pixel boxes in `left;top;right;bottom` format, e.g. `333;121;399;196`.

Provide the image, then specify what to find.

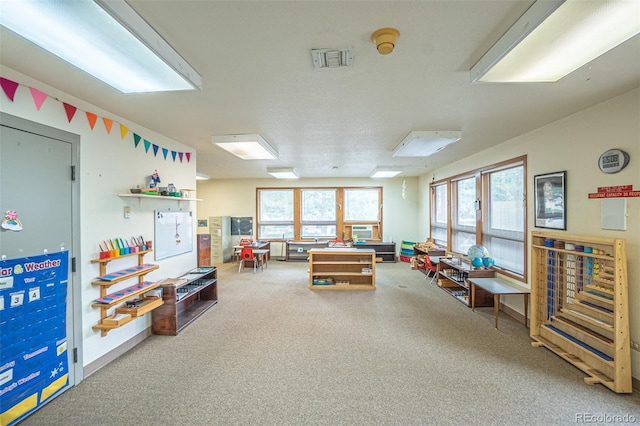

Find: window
257;187;382;240
344;188;380;221
451;176;477;255
482;164;525;275
430;156;526;280
258;189;294;239
301;189;336;238
431;183;448;247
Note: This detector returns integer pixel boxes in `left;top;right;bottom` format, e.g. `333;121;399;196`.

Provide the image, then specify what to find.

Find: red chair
238;247;263;273
424;255;438;284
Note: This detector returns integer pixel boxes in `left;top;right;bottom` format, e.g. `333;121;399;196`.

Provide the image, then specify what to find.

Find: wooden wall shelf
118;193;202;202
91;251;163;337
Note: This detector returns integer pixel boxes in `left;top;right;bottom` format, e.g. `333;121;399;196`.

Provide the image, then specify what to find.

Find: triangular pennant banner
179;152;184;162
63;102;77;123
171;151;177;162
153;144;159;157
0;77;19;101
185;152;191;163
144;140;151;153
133;134;141;148
86;112;98;130
30;87;48;111
103;118;113;134
162;148;169;160
120;124;129;140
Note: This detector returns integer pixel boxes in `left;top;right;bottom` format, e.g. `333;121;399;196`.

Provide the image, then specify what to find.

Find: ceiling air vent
311;49;353;69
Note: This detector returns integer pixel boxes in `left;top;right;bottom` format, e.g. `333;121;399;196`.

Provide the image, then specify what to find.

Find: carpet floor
20;261;640;425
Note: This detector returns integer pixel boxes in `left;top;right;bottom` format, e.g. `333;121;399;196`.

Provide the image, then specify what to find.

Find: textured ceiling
1;1;638;179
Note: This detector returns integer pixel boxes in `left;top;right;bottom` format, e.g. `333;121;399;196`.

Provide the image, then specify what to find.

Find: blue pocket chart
0;251;69;426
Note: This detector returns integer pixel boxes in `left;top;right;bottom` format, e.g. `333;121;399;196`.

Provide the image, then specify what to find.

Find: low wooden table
468;277;530;329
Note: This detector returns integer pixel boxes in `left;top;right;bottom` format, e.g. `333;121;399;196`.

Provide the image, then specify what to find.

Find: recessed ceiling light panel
470;0;640;82
0;0;202;93
267;167;299;179
392;131;461;157
370;168;402;178
212;134;277;160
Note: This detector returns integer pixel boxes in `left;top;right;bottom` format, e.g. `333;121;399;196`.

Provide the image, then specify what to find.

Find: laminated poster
0;251;69;426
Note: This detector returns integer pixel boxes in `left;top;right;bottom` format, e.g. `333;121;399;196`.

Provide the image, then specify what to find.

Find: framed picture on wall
534;171;566;230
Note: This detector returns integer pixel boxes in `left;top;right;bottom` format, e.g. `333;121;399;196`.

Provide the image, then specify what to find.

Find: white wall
422;88;640;380
0;67;198;366
195;176;423;250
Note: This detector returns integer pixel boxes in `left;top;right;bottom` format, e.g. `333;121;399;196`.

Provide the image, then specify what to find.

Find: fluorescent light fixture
392;131;461;157
0;0;202;93
196;173;210;180
470;0;640;83
370;167;402;178
311;49;353;69
267;168;299;179
212;134;277;160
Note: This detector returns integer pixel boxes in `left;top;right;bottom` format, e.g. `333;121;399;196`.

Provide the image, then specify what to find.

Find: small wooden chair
424;255;438;284
238;247;263;273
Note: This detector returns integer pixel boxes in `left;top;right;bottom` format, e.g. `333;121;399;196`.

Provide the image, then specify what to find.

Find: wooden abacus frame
530;231;631;393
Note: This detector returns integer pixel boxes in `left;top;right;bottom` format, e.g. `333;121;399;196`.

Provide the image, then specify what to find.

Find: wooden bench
468;276;530;329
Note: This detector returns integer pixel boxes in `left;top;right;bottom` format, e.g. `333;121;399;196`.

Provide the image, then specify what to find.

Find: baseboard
500;302;639;393
83;327;152;378
499;301;529;327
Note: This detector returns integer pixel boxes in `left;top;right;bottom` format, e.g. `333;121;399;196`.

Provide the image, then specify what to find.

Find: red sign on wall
588;185;639;199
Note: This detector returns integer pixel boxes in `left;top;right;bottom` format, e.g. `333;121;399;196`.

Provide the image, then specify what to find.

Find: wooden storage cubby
286;240;329;261
308;248;376;290
437;254;495;306
413;244;446;277
530;231;631;393
91;250;163;337
354;242;397;262
152;267;218;335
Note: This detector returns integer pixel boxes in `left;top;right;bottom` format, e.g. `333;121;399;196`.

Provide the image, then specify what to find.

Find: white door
0;113;81;424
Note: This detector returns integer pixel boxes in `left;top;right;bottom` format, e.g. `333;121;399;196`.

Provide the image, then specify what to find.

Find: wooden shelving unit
530;231;631;393
118;193;202;201
286;240;329;261
152;267;218;335
437;254;495;306
413;244;446;277
354;242;397;262
90;250;163;337
308;248;376;291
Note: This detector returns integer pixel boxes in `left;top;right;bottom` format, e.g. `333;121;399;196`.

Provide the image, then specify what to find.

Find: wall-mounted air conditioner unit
352;225;373;239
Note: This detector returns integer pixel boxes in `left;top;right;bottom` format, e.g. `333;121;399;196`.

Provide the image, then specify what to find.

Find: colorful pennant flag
86;112;98;130
120;124;129;140
103;118;113;134
63;102;77;123
0;77;19;101
30;87;48;111
2;76;192;167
